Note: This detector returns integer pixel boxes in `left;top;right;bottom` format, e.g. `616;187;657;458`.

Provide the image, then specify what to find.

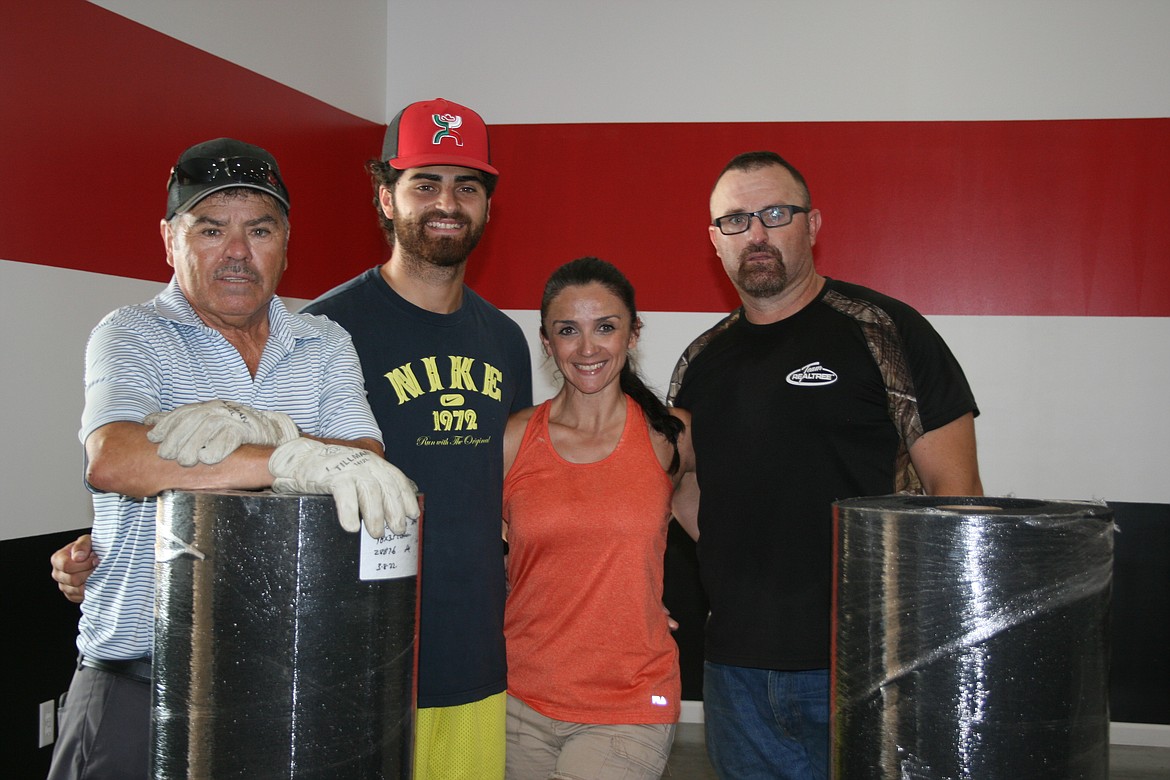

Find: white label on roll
359;515;420;580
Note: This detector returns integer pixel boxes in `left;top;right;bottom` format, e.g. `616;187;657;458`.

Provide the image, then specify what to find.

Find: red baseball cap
382;98;498;175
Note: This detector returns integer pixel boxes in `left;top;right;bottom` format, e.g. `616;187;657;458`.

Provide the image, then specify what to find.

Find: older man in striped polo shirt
47;138;418;780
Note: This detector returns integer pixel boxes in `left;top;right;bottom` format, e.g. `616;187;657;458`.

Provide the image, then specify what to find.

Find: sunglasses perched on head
170;156;285;191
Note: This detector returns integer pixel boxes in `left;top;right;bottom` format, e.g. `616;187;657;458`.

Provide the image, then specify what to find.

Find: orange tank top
503;395;680;724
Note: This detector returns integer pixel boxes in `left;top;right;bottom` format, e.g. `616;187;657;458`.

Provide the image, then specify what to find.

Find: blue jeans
702;662;829;780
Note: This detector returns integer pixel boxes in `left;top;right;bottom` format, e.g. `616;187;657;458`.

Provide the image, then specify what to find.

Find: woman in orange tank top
502;257;697;779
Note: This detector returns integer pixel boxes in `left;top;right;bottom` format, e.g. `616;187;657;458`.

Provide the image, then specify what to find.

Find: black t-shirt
303;268;533;707
671;279;977;669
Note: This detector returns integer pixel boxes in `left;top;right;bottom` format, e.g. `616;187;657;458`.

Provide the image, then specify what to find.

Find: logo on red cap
385;98;498;174
432;113;464;147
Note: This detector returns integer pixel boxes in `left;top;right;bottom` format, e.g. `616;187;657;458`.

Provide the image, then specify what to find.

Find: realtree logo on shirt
785;361;838;386
383;355;503;432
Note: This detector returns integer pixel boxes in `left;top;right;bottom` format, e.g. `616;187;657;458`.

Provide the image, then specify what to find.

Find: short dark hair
714;150;812;207
364;159;500;247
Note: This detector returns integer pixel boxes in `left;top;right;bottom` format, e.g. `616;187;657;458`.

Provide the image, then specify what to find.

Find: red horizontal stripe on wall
471;119;1170;317
4;3;1166;317
0;0;386;299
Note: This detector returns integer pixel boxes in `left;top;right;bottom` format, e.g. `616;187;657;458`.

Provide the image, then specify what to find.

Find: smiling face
161;189;288;331
708;163;821;303
382;165;490;267
541;281;639;397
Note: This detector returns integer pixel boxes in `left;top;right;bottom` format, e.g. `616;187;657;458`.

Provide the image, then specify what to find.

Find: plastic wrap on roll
152;489;419;779
832;496;1113;780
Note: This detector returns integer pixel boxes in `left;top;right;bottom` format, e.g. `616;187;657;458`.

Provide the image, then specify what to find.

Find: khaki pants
505;694;676;780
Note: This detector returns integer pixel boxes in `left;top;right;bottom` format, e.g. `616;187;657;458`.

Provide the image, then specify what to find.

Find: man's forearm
86;421;276;498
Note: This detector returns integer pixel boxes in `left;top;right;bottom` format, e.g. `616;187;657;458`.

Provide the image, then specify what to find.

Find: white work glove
268;438;419;538
146;400;300;467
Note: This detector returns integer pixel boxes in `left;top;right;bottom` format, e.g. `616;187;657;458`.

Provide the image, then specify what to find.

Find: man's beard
394;208;485;267
736;242;788;297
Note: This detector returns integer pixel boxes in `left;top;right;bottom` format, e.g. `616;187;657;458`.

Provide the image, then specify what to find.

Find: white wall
384;0;1170;123
0;262;165;537
92;0;1170;126
86;0;388;122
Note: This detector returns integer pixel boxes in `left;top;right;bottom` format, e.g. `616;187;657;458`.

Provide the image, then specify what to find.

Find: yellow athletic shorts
414;692;506;780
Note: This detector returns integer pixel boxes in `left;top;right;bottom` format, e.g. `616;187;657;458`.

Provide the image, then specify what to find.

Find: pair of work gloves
144;400;418;538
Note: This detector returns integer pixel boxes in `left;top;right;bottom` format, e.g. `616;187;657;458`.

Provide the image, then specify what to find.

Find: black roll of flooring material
832;496;1113;780
152;489;418;779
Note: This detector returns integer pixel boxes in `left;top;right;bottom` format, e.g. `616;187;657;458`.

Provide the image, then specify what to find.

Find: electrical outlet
39;699;55;748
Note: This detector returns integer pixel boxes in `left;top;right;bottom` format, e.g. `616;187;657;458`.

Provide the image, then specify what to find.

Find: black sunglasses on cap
166;155;291;219
170;156;285;190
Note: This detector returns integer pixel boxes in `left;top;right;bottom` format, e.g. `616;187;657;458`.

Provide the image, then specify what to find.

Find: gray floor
663;723;1170;779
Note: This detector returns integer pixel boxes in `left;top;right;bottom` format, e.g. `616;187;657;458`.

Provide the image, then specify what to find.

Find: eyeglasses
712;204;810;235
170;156;285;191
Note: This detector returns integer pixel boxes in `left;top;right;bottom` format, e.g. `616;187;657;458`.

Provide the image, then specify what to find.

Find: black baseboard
1;528;90;777
1109;501;1170;723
